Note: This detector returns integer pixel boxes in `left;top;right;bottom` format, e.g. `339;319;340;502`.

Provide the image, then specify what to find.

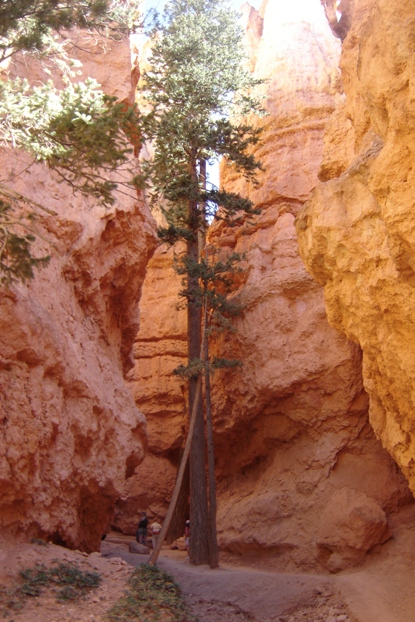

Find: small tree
140;0;264;566
0;0;142;285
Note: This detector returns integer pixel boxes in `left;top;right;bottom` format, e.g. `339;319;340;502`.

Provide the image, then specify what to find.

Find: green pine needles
0;0;142;286
141;0;264;232
0;0;140;62
0;201;50;285
139;0;265;354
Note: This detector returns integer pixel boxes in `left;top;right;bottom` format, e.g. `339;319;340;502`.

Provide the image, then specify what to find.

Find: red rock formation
117;245;188;530
296;0;415;499
0;33;157;552
316;487;390;572
120;0;413;572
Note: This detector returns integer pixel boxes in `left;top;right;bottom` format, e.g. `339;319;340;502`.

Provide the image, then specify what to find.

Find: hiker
136;511;148;545
150;519;162;549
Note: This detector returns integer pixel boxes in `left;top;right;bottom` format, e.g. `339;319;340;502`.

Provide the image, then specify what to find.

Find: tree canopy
0;0;141;285
140;0;264;232
0;0;139;61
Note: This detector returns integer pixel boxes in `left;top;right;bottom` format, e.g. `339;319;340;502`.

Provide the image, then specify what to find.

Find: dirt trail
1;506;415;622
100;504;415;622
102;539;351;622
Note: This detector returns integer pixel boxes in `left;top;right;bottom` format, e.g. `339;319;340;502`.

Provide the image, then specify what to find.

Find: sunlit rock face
121;0;412;572
296;0;415;498
211;0;411;572
0;33;157;552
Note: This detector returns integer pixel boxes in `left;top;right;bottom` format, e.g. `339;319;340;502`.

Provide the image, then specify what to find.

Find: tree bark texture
204;328;219;568
165;461;189;544
187;159;209;565
148;378;202;566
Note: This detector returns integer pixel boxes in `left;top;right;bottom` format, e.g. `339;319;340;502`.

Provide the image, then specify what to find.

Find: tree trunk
203;308;219;568
187;158;209;565
165;461;189;544
148;378;202;566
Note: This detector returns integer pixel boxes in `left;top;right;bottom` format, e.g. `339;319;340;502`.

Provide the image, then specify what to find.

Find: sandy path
333;506;415;622
2;506;415;622
101;540;355;621
101;507;415;622
119;549;334;618
336;552;415;622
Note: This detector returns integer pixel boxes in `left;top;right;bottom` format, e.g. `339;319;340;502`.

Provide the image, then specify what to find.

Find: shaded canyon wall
296;0;415;497
121;0;412;573
0;33;157;552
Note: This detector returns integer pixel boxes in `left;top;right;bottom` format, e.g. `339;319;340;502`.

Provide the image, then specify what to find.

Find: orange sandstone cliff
296;0;415;498
121;0;413;573
2;0;415;573
0;33;157;552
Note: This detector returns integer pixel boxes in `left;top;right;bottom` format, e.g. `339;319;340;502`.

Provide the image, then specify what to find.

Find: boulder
316;487;390;572
128;541;150;555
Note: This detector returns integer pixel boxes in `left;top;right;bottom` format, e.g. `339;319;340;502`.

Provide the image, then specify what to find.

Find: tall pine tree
140;0;264;566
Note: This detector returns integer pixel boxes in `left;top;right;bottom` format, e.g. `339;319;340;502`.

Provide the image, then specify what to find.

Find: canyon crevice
2;0;415;577
120;0;413;573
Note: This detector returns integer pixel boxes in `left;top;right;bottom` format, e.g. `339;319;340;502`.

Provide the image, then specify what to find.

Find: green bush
0;560;102;618
106;564;194;622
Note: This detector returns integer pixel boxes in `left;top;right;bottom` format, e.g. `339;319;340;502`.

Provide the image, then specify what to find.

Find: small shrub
57;585;80;602
48;561;101;599
106;563;194;622
18;561;101;601
19;564;50;597
0;585;25;618
0;560;102;617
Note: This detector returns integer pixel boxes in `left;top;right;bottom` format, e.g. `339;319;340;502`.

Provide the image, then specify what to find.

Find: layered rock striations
121;0;413;572
0;33;157;551
296;0;415;497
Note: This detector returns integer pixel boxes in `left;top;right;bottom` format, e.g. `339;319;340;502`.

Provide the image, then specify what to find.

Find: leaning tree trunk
165;461;189;544
148;379;202;566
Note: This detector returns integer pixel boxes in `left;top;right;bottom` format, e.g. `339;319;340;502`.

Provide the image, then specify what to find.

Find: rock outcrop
121;0;412;572
0;33;157;551
316;487;390;572
117;245;187;528
296;0;415;497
